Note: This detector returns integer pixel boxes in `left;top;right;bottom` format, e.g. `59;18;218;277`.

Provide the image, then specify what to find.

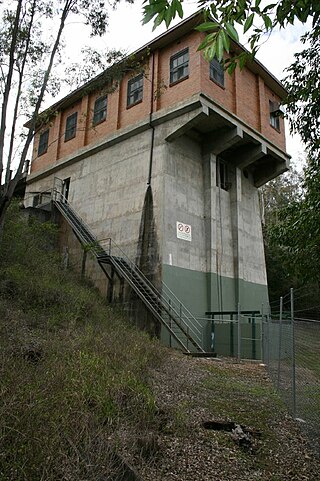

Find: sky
62;0;308;164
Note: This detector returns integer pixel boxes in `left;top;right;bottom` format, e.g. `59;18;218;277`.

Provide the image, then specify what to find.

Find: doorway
62;177;70;202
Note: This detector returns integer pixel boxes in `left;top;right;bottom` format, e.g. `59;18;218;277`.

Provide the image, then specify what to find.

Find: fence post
230;314;234;357
277;296;283;391
266;311;270;374
261;303;265;363
169;299;172;348
291;288;296;419
237;303;241;362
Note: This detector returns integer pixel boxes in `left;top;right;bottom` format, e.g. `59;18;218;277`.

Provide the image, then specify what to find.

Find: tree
260;168;303;302
0;0;132;236
143;1;318;68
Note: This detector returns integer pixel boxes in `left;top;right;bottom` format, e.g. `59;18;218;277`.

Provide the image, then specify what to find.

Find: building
24;12;290;354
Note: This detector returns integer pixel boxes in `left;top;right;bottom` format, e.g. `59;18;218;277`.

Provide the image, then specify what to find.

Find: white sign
176;221;192;242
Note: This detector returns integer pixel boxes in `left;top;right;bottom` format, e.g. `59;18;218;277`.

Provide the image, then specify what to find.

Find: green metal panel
162;264;268;357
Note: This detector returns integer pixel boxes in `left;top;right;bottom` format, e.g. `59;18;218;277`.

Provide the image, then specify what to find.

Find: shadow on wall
129;185;161;338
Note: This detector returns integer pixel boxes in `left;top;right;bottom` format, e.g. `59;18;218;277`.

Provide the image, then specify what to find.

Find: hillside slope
0;205;319;481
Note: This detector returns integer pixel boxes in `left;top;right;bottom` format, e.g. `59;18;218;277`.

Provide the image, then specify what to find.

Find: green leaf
171;0;178;19
164;6;172;28
196;33;215;51
216;32;224;62
227;61;237;75
152;10;165;30
243;13;254;33
142;7;157;25
176;0;183;18
262;14;272;31
220;29;230;53
195;22;219;32
239;53;247;70
203;43;216;62
225;22;239;42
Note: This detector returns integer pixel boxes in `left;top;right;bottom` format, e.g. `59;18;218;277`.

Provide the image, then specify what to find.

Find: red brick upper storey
30;14;287;174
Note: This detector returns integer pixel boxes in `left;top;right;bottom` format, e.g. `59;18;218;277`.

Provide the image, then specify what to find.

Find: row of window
37;50;224;156
37;48;279;156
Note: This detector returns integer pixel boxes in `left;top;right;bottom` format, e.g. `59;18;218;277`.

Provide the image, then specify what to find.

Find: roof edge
27;10;287;128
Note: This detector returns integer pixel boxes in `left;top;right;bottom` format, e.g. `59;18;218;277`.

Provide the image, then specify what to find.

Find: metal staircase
52;193;204;353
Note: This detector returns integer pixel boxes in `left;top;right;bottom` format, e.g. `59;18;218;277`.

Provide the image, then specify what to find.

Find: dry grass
1;204;319;481
0;204;164;481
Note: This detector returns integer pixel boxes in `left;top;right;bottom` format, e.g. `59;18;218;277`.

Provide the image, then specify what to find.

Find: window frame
269;100;281;131
216;158;231;191
209;58;225;88
170;48;189;85
38;129;49;156
64;112;78;142
93;95;108;125
127;74;144;107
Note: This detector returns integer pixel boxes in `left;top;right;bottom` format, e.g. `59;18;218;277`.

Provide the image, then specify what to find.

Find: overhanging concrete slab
165;105;209;142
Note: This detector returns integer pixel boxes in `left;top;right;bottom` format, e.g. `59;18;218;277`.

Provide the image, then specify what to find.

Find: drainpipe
147;51;155;186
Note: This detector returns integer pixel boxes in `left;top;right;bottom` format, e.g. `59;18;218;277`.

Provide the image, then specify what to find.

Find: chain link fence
263;289;320;456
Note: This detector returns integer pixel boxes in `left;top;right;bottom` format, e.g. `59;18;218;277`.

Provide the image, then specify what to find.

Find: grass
0;203;164;481
295;323;320;378
203;363;285;438
1;203;319;480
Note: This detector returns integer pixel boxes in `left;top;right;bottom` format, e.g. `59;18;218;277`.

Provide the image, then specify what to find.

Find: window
38;129;49;156
216;158;230;191
210;58;224;87
170;48;189;85
127;74;143;107
65;112;78;141
269;101;280;131
93;95;107;125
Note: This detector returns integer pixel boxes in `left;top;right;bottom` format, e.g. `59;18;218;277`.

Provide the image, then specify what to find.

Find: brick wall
30;28;287;174
156;31;202;111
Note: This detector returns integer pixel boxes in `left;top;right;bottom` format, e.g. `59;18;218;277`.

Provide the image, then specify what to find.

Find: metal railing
99;237;203;349
51;188;204;352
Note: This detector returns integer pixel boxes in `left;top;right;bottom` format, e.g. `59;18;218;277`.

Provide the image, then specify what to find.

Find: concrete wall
26;100;273;353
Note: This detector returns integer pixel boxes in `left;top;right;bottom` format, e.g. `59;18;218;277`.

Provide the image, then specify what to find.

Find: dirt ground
122;350;320;481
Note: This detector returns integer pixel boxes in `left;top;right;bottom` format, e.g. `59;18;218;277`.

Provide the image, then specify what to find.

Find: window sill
37;149;48;157
169;75;189;87
210;77;225;90
126;99;143;110
270;123;281;133
92;117;106;127
64;134;76;142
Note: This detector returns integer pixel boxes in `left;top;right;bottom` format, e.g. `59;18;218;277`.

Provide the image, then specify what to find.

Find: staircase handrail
53;191;104;255
161;281;203;333
99;237;202;342
53;192;203;347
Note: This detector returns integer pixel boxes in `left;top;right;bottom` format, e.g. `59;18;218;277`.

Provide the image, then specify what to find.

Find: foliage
284;26;320;156
261;168;304;303
143;0;320;71
0;0;133;235
267;158;320;287
261;161;320;316
0;203;164;480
